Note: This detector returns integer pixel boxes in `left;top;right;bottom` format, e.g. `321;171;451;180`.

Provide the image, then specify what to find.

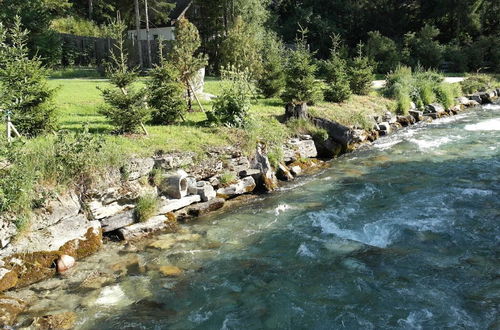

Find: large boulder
188;181;216;202
310;117;357;148
409;110;424;122
468;94;482;104
100;210;135;233
88;200;135;220
277;163;294;181
157;195;201;214
117;213;178;241
216;177;256;198
251;145;278;192
122;158;155;181
283;138;318;163
479;92;494;104
32;192;81;230
153;152;195;171
185;198;225;218
425;103;446;114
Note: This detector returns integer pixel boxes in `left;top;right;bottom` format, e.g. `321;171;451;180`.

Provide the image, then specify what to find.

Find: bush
0;17;57;137
258;32;286;98
324;53;351;102
460;74;496;94
135;194;159;223
349;51;374;95
148;49;186;125
209;68;254;127
366;31;401;73
99;19;149;133
282;39;320;105
53;126;105;185
434;83;457;109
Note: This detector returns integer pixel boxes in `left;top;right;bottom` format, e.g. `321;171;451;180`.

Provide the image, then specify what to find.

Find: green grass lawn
46;77;287;157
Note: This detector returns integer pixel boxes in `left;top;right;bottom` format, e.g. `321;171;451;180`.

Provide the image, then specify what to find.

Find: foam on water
482;104;500;111
296;243;316;258
464;118;500;131
409;135;464;150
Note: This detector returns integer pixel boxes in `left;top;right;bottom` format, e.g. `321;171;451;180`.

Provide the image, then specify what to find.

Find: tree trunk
144;0;152;68
134;0;143;69
285;103;308;120
88;0;93;20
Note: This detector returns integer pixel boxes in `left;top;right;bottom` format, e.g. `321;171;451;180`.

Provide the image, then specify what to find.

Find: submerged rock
186;198;225;218
32;312;77;330
0;295;26;326
95;285;132;307
159;265;183;277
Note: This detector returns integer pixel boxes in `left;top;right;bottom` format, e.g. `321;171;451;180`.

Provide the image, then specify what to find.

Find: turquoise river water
15;103;500;329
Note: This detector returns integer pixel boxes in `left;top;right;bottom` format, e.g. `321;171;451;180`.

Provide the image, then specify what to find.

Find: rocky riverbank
0;88;498;326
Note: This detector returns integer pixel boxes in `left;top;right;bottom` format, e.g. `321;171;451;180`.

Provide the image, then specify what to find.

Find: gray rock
252;144;278;191
217;176;256;198
425;103;445;114
383;111;397;124
101;210;135;233
188;181;216;202
158;195;201;214
409;110;424;122
158;169;189;199
468;94;482;104
310;117;358;148
123;158;155;181
117;214;176;240
290;165;302;176
479;92;493;104
457;96;471;106
153;152;195;170
397;115;416;127
187;198;225;217
0;217;16;249
283;138;318;163
88;200;135;220
277;164;294;181
378;122;391;133
225;156;251;175
0;215;101;258
31;192;81;230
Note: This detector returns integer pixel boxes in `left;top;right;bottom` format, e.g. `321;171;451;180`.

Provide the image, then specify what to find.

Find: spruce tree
258;31;286;98
349;42;374;95
281;37;319;106
99;18;149;134
324;34;351;103
221;16;263;79
147;42;186;124
0;17;56;137
169;17;208;111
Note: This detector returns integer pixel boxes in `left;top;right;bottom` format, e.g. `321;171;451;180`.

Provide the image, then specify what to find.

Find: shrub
147;46;186;125
349;45;374;95
281;38;320;105
135;194;159;223
52;126;105;185
392;83;412;115
209;68;254;128
0;17;57;137
433;84;455;109
324;53;351;102
460;74;495;94
99;18;149;134
219;172;237;187
258;31;286;98
366;31;401;73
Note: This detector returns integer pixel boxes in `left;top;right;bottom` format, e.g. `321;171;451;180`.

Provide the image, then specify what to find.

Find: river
15;103;500;329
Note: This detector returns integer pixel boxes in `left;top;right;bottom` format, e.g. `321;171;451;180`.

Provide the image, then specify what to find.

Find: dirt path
372;77;465;89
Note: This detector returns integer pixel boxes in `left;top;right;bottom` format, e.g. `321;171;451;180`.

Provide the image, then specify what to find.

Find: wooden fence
58;33;172;69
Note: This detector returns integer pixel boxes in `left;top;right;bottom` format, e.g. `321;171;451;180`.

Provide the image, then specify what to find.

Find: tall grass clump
135;194;159;223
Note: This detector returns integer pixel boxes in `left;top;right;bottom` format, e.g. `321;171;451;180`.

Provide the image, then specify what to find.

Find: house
127;0;193;41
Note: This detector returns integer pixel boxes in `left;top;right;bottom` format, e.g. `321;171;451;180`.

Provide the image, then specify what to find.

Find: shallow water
16;104;500;329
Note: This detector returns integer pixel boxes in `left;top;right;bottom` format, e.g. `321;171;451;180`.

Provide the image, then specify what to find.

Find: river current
16;104;500;329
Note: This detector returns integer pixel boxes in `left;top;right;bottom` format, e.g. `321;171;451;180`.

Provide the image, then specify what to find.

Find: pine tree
281;36;319;106
99;18;149;134
258;31;286;98
169;17;208;111
0;17;56;137
324;34;351;103
147;42;186;124
349;42;374;95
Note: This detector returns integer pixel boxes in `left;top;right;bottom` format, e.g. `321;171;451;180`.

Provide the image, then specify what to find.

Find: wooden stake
187;80;205;113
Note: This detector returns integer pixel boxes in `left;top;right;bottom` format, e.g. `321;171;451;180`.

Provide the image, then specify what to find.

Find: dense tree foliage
0;18;57;136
